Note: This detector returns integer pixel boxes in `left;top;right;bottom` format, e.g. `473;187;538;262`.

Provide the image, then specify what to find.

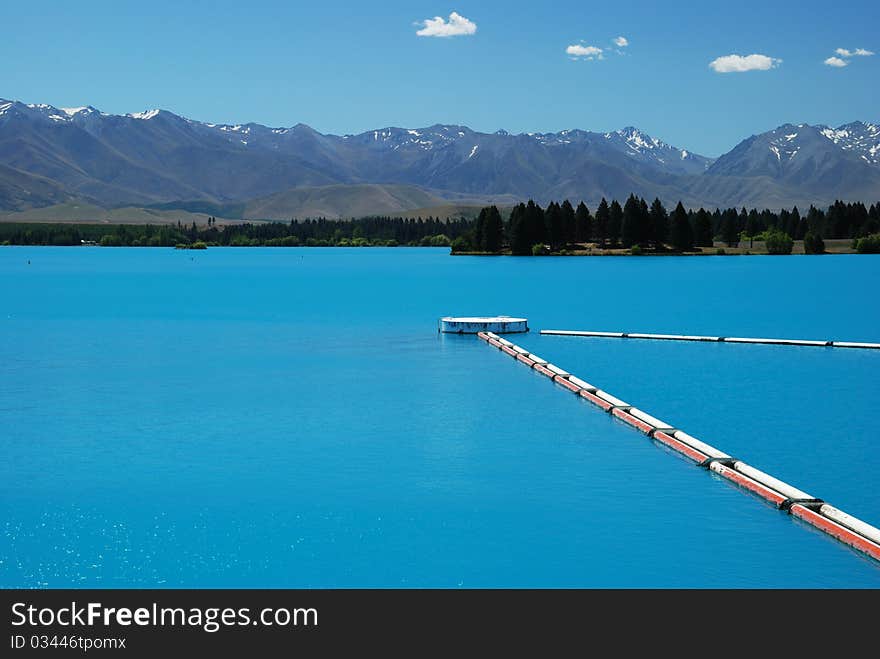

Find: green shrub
531;243;547;256
765;229;793;255
803;232;825;254
230;234;253;246
715;248;726;255
100;234;121;247
191;241;207;250
630;244;643;256
450;236;471;253
265;235;300;247
854;233;880;254
419;234;451;247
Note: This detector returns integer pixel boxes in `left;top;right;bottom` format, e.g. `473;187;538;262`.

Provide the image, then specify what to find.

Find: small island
449;197;880;256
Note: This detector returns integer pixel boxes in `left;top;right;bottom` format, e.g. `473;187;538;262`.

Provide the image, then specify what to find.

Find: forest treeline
456;197;880;255
1;198;879;254
0;216;470;248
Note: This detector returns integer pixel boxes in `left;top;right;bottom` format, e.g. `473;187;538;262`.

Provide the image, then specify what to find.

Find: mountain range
1;98;878;219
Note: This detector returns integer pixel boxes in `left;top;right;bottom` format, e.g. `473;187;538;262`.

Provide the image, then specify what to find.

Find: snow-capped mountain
1;98;878;213
602;127;712;175
819;122;880;165
705;122;880;206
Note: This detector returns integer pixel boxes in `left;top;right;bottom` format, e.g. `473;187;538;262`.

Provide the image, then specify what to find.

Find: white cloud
416;11;477;37
835;47;874;57
566;44;604;60
827;47;873;67
613;36;629;47
824;56;849;67
709;53;782;73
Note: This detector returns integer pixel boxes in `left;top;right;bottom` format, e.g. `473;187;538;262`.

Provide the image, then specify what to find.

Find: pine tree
608;199;623;247
484;205;504;252
474;207;488;250
721;209;740;247
560;200;576;246
525;199;546;248
778;209;791;242
638;197;651;246
745;210;760;247
852;202;869;237
787;206;800;238
545;201;564;251
621;194;641;248
508;203;531;255
693;208;713;247
863;203;880;235
574;202;592;243
712;208;722;236
669;202;693;251
595;198;609;247
649;198;668;248
828;200;847;237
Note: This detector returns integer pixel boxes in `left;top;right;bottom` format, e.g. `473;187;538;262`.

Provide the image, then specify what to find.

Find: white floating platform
440;316;529;334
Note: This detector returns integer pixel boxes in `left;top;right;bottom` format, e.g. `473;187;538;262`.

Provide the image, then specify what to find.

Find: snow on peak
467;144;478;159
61;107;88;117
616;127;665;152
129;109;161;120
680;149;688;159
821;127;847;141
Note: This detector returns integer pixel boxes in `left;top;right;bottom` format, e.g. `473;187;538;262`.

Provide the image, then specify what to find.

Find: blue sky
2;0;877;155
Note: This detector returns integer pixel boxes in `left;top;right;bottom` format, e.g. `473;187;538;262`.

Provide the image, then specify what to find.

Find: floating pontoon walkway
540;329;880;349
477;331;880;563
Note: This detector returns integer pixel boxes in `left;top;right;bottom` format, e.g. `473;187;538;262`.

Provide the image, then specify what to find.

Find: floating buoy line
540;329;880;350
477;330;880;563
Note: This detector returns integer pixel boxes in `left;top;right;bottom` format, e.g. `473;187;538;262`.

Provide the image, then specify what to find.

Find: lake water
1;247;879;587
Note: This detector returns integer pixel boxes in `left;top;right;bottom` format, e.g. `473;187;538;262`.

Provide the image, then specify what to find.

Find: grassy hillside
0;164;76;210
242;184;448;220
0;202;224;225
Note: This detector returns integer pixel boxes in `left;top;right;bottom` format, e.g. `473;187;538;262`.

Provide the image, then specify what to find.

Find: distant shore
1;220;878;255
453;238;861;256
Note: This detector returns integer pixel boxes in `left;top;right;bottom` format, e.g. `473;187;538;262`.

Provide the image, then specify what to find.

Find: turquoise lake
1;247;879;587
